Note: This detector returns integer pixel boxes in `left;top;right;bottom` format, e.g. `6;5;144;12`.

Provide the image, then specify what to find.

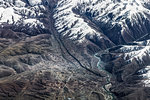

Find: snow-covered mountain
53;0;150;99
54;0;150;44
0;0;47;35
1;0;150;42
98;40;150;85
54;0;150;88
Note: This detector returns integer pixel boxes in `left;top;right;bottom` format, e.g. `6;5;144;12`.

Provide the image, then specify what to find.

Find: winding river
94;53;116;100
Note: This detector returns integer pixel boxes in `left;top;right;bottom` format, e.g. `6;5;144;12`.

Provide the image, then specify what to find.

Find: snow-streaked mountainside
0;0;45;29
54;0;150;44
53;0;103;43
54;0;150;88
108;40;150;87
1;0;150;41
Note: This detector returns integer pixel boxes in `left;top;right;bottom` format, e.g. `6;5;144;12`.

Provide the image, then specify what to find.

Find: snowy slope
53;0;150;88
78;0;150;43
122;41;150;87
53;0;103;43
0;0;45;28
54;0;150;43
139;65;150;87
104;39;150;87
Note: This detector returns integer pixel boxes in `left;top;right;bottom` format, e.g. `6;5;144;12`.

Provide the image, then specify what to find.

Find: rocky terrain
0;0;150;100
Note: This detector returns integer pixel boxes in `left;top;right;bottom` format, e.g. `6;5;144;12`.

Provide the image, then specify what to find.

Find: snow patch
28;0;42;6
54;0;103;42
140;66;150;87
0;7;21;24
